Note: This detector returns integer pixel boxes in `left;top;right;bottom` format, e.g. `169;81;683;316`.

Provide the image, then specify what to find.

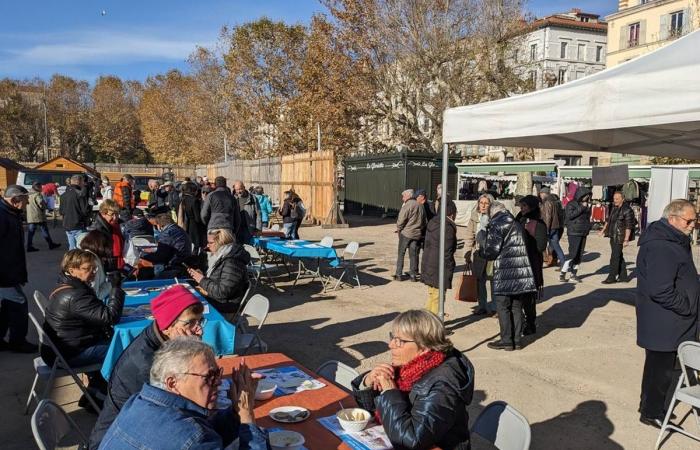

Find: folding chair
244;244;279;290
315;360;359;392
231;284;253;320
471;401;531;450
234;294;269;355
31;399;88;450
25;313;102;415
320;236;334;248
34;290;48;318
324;241;361;292
656;341;700;449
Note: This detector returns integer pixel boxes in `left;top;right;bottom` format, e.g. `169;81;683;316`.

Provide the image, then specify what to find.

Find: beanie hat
150;285;201;330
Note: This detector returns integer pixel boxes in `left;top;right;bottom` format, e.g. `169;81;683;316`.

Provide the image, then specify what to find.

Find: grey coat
26;191;47;223
396;198;426;240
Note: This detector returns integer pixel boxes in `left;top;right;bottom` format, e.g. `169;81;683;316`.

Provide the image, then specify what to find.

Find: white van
16;170;100;195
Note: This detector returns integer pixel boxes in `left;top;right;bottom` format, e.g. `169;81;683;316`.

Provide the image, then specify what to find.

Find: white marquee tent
433;30;700;318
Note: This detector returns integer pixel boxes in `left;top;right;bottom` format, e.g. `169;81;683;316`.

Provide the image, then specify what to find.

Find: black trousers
0;298;29;345
495;294;523;345
522;291;538;331
565;235;587;273
396;234;419;277
608;240;627;280
640;349;680;419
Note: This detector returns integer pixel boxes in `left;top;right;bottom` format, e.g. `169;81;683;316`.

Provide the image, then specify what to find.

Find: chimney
618;0;629;10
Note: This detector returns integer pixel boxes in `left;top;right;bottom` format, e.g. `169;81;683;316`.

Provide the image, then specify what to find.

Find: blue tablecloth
250;236;282;249
100;279;236;380
266;239;338;261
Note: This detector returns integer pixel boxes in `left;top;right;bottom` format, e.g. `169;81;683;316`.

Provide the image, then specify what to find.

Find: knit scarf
207;244;233;277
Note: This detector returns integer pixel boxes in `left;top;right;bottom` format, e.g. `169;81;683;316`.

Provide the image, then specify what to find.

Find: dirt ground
2;215;699;449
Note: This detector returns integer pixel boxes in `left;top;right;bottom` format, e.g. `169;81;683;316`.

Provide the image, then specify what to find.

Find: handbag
454;263;478;302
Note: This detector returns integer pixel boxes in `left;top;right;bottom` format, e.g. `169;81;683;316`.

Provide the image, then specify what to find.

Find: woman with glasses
89;285;207;449
352;309;475;450
100;337;269;450
86;198;125;269
42;249;125;411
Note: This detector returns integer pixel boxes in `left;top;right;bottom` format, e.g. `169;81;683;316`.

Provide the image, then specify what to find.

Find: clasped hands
363;363;397;392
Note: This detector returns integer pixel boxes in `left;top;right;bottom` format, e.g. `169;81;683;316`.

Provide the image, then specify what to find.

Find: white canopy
442;30;700;159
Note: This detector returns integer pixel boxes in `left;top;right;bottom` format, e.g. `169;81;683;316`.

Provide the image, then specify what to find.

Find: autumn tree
46;75;91;159
0;79;46;161
90;76;146;163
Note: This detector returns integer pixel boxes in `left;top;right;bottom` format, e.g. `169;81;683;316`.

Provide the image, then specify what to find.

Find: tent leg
438;143;449;322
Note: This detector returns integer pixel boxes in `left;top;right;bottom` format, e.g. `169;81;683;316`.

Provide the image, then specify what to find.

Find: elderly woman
353;310;474;450
421;200;457;315
100;337;269;449
464;193;495;316
186;228;250;320
88;198;125;269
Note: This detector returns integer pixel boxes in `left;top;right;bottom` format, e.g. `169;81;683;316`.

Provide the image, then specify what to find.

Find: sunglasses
181;367;223;386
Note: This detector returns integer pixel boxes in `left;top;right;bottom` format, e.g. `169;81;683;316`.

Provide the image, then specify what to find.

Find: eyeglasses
175;317;207;328
181;367;222;386
389;331;415;348
104;211;117;217
673;215;697;226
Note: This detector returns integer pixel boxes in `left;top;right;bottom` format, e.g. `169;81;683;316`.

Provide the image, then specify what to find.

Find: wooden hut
33;156;99;176
0;157;29;192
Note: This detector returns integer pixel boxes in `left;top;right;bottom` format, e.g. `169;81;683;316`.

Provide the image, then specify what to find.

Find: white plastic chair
315;360;359;392
234;294;269;355
25;313;102;415
471;401;531;450
32;399;88;450
131;236;156;246
34;290;47;318
656;341;700;449
271;224;280;231
320;236;334;248
244;244;279;289
324;241;361;292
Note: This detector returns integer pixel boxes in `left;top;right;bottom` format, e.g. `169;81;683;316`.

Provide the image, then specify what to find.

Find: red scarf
374;351;446;423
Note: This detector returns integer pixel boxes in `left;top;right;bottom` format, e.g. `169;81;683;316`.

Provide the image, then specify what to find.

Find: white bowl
255;380;277;400
269;430;305;450
336;408;371;432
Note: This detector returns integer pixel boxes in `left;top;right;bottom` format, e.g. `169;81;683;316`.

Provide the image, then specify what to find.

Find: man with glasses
637;199;700;429
90;285;207;448
100;337;268;450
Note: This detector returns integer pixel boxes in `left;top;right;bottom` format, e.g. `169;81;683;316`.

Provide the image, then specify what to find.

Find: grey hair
149;337;216;387
70;174;83;184
402;189;415;197
478;193;495;205
662;199;695;219
489;201;508;218
392;309;453;353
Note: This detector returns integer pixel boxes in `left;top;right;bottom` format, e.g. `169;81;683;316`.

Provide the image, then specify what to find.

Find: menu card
255;366;326;396
317;415;392;450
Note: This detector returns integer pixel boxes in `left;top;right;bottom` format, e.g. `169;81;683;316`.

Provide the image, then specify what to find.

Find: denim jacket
99;383;269;450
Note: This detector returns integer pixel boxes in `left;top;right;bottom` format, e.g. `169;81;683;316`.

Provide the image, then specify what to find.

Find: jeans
283;222;297;239
66;228;85;250
27;222;54;249
66;343;110;368
395;234;419;277
495;294;523;345
425;286;440;315
0;296;29;345
608;240;628;280
562;235;587;274
548;229;565;267
640;349;681;419
477;277;495;312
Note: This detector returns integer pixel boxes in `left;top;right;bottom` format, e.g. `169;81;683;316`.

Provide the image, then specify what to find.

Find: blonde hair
99;198;120;215
392;309;452;353
207;228;235;246
61;249;96;273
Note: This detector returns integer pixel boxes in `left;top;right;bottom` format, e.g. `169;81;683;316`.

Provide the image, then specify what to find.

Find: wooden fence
280;151;336;224
196;157;282;206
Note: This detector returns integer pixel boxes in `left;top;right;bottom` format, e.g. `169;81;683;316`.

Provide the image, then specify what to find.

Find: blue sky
0;1;618;82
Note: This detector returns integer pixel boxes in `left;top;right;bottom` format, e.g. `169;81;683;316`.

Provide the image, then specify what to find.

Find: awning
455;160;558;174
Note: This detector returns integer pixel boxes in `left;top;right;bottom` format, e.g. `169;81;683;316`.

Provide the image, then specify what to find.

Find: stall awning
455;160;558;174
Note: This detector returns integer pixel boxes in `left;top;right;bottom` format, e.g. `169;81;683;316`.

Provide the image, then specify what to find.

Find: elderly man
394;189;426;282
99;337;268;449
141;206;192;278
600;191;635;284
60;174;91;250
233;180;262;244
89;286;206;448
637;199;700;428
201;176;240;231
146;179;161;207
0;185;37;353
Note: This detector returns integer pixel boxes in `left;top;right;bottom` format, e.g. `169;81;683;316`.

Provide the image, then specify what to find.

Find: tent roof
442;30;700;160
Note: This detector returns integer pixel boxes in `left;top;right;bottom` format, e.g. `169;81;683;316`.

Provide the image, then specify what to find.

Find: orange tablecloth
218;353;356;450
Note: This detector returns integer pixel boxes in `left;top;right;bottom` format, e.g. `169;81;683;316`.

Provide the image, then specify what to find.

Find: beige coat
396;198;426;240
26;191;47;224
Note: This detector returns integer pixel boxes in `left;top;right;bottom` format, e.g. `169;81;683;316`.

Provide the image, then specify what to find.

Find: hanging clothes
622;180;640;202
477;179;488;193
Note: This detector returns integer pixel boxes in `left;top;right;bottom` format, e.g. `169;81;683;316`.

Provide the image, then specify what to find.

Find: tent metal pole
438;143;449;321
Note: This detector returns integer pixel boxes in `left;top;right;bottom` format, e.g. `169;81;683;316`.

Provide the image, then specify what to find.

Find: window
514;49;519;62
554;155;582;166
422;117;430;132
529;70;537;85
596;45;603;62
670;11;684;36
576;70;585;80
577;44;586;61
558;68;567;84
589;157;599;166
628;22;640;47
560;42;568;59
530;43;538;61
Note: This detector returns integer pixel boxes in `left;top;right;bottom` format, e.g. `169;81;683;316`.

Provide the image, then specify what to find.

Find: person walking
26;182;61;252
601;191;635;284
394;189;426;282
636;199;699;428
280;190;301;239
113;174;136;221
515;195;548;336
561;187;592;282
101;178;113;201
478;201;536;351
464;193;495;316
254;186;273;229
539;187;565;268
60;174;91;250
0;185;38;353
200;176;240;233
421;200;457;315
233;180;262;244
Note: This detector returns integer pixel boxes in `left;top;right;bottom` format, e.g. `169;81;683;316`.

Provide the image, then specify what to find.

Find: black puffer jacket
89;322;164;449
565;187;592;236
636;219;700;352
42;273;124;363
0;199;27;287
200;187;240;232
606;202;636;243
420;216;457;289
60;184;90;231
477;210;536;296
352;349;474;450
200;244;251;313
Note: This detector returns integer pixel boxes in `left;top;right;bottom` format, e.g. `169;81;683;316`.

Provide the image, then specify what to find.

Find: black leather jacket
605;202;635;243
352;349;474;450
41;273;124;363
477;210;536;297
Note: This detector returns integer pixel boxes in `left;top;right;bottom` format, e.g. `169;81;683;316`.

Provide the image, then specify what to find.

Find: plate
269;406;310;423
123;288;144;295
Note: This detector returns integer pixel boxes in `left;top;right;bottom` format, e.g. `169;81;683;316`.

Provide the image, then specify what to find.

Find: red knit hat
150;285;201;331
